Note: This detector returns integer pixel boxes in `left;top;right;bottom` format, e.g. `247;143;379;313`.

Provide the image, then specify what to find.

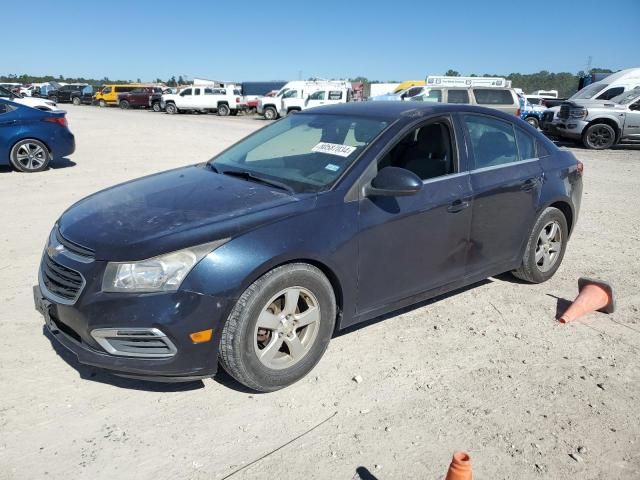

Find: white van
545;67;640;131
257;80;351;119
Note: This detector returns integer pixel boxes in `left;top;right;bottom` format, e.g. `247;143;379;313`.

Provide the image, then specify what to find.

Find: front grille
42;254;84;302
56;229;95;259
558;105;570;120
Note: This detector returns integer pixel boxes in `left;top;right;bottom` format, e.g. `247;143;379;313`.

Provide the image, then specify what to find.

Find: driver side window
378;119;455;180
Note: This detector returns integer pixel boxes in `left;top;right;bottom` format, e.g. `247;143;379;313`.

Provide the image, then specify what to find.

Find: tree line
2;68;617;97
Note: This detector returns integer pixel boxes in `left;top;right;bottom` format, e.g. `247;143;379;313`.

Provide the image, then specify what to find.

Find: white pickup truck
160;86;247;116
257;81;352;119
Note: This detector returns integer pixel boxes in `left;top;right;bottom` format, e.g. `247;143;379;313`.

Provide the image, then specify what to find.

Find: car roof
300;101;520;124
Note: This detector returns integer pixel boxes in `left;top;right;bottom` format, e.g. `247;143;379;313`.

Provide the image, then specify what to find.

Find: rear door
0;101;20;162
305;90;326;109
462;113;543;276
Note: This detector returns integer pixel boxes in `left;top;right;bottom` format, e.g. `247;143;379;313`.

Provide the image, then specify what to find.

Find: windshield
611;88;640;105
571;83;608;100
210;114;389;193
0;86;13;98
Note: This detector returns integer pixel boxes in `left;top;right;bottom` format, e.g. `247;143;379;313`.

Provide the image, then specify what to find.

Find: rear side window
181;88;192;96
308;91;326;100
515;128;536;160
328;91;342;100
464;114;519;168
194;88;201;95
473;89;514;105
447;90;469;104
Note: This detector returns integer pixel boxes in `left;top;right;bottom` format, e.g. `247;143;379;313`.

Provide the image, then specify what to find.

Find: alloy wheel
15;142;48;171
253;287;320;370
587;126;613;148
535;221;563;272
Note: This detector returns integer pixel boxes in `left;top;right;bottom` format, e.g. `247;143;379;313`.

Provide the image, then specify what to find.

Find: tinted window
447;90;469;104
378;121;454;180
328;90;342;100
102;87;112;94
0;102;12;114
308;91;326;100
204;88;214;95
515;129;536;160
596;87;624;100
473;89;514;105
464;114;519;168
194;88;201;95
537;140;551;158
181;88;192;96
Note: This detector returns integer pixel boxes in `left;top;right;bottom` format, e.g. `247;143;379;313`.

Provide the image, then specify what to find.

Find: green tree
445;70;460;77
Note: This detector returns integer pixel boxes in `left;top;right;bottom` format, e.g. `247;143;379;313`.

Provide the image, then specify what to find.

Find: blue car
0;98;75;172
34;102;583;391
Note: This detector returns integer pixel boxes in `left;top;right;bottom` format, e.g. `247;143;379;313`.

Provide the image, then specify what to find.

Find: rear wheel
217;104;230;116
152;102;162;112
263;106;277;120
10;139;50;173
512;207;568;283
119;100;130;110
583;123;616;150
165;103;178;114
72;97;81;106
219;263;336;392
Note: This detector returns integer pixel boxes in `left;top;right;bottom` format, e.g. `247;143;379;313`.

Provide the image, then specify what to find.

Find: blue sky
4;0;639;82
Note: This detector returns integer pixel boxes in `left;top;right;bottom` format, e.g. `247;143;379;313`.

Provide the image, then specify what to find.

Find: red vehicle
246;90;279;111
117;87;164;109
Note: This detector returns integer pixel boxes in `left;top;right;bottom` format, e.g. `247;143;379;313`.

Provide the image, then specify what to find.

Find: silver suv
554;87;640;149
410;87;520;116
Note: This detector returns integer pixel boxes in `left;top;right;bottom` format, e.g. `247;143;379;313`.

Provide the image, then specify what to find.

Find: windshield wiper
218;168;295;194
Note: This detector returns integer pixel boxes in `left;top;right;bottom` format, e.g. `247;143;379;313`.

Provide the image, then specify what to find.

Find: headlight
570;108;588;119
102;239;228;293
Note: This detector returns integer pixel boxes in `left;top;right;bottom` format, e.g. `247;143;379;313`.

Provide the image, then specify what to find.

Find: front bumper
35;250;233;381
555;119;588;140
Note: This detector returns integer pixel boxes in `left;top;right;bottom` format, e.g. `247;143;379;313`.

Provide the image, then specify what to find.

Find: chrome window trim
469;157;539;174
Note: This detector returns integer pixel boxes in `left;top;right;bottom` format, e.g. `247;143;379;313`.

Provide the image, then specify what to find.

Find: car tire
72;97;81;106
50;96;58;104
219;263;336;392
119;100;130;110
230;109;238;116
525;116;539;129
152;102;162;112
582;123;616;150
10;139;51;173
512;207;569;283
99;99;106;108
217;104;230;116
165;103;177;114
263;106;277;120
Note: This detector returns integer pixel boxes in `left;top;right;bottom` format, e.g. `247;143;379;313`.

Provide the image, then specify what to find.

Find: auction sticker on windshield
312;142;357;158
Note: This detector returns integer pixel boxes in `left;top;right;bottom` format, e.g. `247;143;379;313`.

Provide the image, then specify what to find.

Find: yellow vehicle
393;80;425;94
94;84;144;107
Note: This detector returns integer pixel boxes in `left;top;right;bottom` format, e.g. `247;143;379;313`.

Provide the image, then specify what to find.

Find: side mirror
365;167;422;197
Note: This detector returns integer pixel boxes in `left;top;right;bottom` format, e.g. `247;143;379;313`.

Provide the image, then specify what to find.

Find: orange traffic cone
445;451;472;480
559;277;615;324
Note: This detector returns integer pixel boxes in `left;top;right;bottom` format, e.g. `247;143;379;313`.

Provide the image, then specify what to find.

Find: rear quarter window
515;128;536;160
473;89;515;105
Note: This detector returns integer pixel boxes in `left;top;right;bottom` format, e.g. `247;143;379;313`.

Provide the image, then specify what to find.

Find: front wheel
512;207;568;283
525;116;539;129
583;123;616;150
10;139;51;172
72;97;81;106
152;102;162;112
99;99;106;108
219;263;336;392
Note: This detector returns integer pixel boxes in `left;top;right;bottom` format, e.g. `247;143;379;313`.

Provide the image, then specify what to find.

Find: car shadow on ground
0;157;76;174
42;326;205;392
353;466;379;479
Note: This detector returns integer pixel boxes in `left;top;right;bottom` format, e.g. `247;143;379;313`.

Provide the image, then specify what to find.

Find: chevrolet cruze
34;102;583;391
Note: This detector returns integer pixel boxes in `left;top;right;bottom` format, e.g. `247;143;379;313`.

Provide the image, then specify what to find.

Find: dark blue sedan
34;102;583;391
0;99;75;172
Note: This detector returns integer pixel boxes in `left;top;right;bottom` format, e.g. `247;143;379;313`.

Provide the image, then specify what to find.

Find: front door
622;100;640;140
356;117;472;313
462;113;544;275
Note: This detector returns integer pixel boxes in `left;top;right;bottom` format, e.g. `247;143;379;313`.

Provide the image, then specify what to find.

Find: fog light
190;329;213;344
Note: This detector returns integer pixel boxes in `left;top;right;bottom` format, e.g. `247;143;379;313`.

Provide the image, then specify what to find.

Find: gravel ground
0;105;639;480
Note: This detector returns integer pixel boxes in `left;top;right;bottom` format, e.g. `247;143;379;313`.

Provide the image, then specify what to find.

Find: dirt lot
1;105;639;480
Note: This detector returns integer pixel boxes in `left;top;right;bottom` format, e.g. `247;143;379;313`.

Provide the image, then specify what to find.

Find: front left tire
219;263;336;392
10;139;51;172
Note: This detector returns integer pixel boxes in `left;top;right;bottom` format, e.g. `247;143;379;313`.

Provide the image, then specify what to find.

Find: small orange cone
445;451;472;480
559;277;615;324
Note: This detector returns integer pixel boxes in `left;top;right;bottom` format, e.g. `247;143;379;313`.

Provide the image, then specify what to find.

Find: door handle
521;177;540;191
447;199;470;213
0;120;17;126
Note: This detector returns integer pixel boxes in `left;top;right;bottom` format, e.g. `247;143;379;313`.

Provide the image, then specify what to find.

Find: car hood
15;97;59;110
58;165;314;261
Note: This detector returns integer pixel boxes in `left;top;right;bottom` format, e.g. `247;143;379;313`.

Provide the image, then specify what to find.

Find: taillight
43;116;68;128
576;160;584;176
516;108;521;117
